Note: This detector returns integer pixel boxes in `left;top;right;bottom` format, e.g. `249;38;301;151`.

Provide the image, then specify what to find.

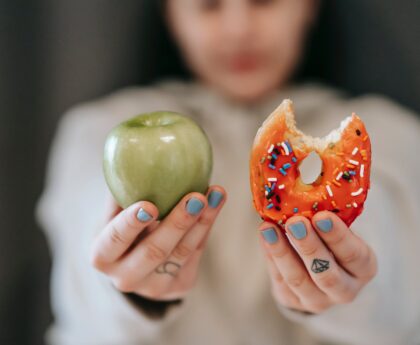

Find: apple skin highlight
103;111;213;220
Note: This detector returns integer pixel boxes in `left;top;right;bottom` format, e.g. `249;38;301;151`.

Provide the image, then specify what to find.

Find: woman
35;0;420;344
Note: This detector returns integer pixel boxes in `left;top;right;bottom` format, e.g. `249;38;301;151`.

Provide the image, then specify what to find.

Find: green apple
103;111;213;220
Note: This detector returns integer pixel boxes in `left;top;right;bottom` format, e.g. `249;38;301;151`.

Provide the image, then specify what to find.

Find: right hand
90;186;226;301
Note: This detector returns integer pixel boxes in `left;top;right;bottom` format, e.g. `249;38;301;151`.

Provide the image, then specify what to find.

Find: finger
141;186;226;285
103;194;123;224
259;223;331;312
90;201;158;269
284;216;360;303
116;192;208;282
258;236;304;310
312;211;378;282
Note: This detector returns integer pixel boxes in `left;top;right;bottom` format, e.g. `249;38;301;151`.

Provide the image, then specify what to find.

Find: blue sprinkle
268;164;276;170
285;141;293;153
264;185;271;192
349;170;356;175
293;207;298;213
283;163;291;170
279;168;287;176
271;153;278;159
271;182;276;190
292;157;297;163
266;203;274;209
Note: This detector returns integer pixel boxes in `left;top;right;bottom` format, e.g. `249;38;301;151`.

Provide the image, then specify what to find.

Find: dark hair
137;0;334;86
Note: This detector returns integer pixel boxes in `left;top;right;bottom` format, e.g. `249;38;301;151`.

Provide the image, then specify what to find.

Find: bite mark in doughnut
249;99;371;228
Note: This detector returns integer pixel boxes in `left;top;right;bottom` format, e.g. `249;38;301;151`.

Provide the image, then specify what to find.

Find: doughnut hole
298;151;323;185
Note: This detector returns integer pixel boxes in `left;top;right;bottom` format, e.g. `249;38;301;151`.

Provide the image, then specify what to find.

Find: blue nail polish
186;197;204;215
288;222;307;239
137;208;152;222
208;190;223;208
261;227;278;244
316;219;332;233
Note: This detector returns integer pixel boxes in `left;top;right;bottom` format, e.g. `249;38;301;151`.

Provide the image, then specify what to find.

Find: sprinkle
266;203;274;209
342;172;351;180
292;157;297;163
336;171;343;180
275;206;281;211
270;158;276;165
351;188;363;196
267;155;272;159
271;182;276;190
285;140;293;153
267;177;277;182
353;202;358;208
279;168;287;176
360;164;365;177
273;148;280;155
336;152;344;156
302;211;312;217
260;156;266;163
332;180;342;187
278;184;285;190
362;135;368;142
322;193;327;200
356;129;361;136
275;195;280;203
280;149;285;155
266;191;274;199
349;170;356;176
271;153;278;160
293;207;298;213
268;164;276;170
326;185;333;197
277;219;283;225
331;200;337;208
283;163;291;170
264;185;271;192
352;147;359;155
346;204;352;208
268;144;274;153
312;202;318;209
281;142;290;155
276;142;281;146
346;164;356;169
264;190;268;196
333;167;339;175
349;159;360;166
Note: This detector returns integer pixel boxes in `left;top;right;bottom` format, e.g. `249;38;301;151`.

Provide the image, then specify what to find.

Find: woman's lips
226;55;262;73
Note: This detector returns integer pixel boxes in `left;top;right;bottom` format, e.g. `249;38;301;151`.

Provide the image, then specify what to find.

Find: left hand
258;211;378;314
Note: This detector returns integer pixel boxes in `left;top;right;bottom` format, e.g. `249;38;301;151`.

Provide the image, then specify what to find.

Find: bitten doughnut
249;99;371;228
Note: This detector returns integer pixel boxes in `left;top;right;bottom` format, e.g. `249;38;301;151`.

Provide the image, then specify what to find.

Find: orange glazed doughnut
249;99;371;228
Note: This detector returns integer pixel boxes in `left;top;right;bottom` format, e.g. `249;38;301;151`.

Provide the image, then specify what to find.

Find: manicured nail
261;227;278;244
208;190;223;208
288;222;307;239
186;197;204;215
316;218;333;232
137;208;152;222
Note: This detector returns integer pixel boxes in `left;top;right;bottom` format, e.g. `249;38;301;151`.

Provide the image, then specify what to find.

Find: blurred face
166;0;317;104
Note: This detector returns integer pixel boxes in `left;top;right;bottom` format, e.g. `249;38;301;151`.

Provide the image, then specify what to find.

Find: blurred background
1;1;419;344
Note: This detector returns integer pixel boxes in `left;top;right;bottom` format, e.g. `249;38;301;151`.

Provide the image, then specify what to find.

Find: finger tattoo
155;261;181;277
311;258;330;273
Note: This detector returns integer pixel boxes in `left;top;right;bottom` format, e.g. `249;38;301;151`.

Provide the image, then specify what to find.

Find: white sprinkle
351;187;363;196
360;164;365;178
281;142;290;155
265;190;268;196
349;159;360;166
267;177;277;182
326;185;333;197
278;184;285;190
267;144;274;153
352;147;359;155
353;202;358;208
336;171;343;181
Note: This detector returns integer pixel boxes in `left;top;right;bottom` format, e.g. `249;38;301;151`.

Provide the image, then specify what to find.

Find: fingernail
316;218;333;233
288;221;307;239
137;208;152;222
186;197;204;215
208;190;223;208
261;227;278;244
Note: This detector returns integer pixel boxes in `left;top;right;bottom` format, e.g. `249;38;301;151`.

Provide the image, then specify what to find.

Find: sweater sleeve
34;97;189;345
274;95;420;345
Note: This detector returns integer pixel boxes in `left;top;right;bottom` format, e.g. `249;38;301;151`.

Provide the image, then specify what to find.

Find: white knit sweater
35;80;420;345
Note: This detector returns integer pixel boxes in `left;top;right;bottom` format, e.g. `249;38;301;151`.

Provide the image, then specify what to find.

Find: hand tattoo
155;261;181;277
311;258;330;273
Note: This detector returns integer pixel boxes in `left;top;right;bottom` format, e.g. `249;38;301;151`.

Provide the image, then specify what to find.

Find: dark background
1;1;419;344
